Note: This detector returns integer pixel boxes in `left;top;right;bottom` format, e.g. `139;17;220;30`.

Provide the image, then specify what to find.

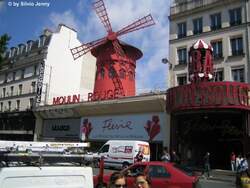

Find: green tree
0;34;11;64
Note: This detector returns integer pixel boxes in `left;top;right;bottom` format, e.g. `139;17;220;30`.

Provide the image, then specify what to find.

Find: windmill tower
70;0;155;101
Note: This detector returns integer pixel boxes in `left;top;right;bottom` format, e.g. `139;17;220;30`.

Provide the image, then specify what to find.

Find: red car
93;161;199;188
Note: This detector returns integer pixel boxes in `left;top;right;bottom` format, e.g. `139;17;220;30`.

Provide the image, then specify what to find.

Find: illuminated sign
53;94;80;105
166;82;250;112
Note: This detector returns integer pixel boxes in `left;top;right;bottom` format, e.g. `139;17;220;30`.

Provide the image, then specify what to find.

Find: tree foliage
0;34;11;64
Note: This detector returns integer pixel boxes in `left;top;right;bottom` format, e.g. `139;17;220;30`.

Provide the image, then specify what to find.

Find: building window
13;71;16;81
193;17;203;35
10;86;14;96
31;81;36;93
21;69;25;79
0;102;3;112
18;84;23;95
34;65;37;76
8;101;11;111
39;35;46;47
177;48;187;64
229;8;242;26
16;100;20;111
3;88;6;97
232;68;244;82
177;75;187;85
214;70;224;81
230;37;243;56
210;13;221;30
211;40;223;59
4;73;7;83
119;69;126;79
27;40;33;51
177;22;186;38
29;98;34;109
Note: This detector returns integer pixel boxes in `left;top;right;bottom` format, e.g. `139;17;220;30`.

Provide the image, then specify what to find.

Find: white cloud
48;10;80;32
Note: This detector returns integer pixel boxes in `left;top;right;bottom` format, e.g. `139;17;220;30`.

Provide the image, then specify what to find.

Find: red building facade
166;40;250;169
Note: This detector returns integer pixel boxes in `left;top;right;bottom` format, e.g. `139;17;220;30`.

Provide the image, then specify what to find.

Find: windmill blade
116;14;155;37
93;0;113;33
112;39;126;58
70;37;107;60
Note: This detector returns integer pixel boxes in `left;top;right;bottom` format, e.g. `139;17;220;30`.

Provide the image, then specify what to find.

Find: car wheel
122;162;129;169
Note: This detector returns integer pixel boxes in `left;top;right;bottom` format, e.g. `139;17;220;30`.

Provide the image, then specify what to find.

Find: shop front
34;93;168;161
167;81;250;169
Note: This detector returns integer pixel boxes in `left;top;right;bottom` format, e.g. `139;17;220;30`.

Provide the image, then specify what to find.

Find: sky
0;0;171;93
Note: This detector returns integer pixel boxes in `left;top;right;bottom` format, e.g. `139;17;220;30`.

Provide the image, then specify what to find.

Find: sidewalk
200;169;236;183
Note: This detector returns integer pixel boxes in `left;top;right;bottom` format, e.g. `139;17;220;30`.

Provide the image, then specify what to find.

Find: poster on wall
80;113;165;142
43;118;81;139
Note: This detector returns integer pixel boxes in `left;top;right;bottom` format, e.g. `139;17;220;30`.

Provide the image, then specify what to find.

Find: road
92;167;236;188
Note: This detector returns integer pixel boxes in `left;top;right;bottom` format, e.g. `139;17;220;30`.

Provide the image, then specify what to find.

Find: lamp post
161;58;174;88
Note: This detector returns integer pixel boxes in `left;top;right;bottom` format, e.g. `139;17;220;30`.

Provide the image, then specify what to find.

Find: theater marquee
166;82;250;112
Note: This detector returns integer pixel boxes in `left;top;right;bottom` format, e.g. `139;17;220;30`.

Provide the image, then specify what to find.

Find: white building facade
169;0;250;87
0;24;96;140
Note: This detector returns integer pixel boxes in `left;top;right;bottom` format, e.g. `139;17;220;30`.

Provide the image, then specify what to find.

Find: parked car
93;161;199;188
93;140;150;169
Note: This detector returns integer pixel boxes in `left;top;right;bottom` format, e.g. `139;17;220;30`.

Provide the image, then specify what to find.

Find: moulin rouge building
166;39;250;169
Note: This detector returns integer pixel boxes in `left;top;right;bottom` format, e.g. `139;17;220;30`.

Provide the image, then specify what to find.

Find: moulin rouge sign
52;89;121;105
166;82;250;112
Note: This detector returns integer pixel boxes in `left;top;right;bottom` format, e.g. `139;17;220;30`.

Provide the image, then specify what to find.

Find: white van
0;166;93;188
94;140;150;169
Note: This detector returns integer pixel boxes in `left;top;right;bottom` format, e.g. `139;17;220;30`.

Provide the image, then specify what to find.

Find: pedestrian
239;155;250;177
236;154;243;172
230;152;236;172
161;147;171;162
171;150;180;164
203;152;211;178
108;172;127;188
135;150;144;163
134;173;151;188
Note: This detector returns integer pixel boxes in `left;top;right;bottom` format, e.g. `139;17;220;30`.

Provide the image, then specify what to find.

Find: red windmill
70;0;155;101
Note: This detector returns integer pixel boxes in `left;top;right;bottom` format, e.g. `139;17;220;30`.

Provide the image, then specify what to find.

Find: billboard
80;113;165;141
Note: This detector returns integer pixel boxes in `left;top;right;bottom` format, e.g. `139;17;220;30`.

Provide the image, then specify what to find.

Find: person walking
231;152;236;172
171;150;180;164
203;152;211;178
108;172;127;188
135;150;144;163
161;147;171;162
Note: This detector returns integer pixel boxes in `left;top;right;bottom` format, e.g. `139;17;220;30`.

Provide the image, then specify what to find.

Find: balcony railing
171;0;220;15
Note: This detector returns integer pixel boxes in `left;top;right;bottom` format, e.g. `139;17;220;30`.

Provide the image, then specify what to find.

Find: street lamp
161;58;175;88
161;58;172;69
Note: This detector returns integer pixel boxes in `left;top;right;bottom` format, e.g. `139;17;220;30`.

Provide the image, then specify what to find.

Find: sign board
43;118;81;139
36;62;45;104
80;113;165;141
166;82;250;112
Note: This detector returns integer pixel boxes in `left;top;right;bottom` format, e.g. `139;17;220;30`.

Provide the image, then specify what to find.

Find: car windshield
173;164;194;176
